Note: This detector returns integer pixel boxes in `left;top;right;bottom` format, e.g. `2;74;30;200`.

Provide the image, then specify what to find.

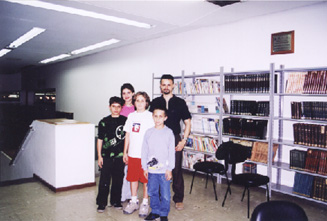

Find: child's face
134;95;147;111
122;88;134;104
110;103;122;116
153;109;167;127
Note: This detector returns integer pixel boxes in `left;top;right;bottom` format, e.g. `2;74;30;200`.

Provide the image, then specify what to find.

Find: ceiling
0;0;320;75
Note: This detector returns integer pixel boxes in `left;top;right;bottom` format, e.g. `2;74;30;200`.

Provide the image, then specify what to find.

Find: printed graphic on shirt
132;123;141;133
147;157;163;170
116;125;125;140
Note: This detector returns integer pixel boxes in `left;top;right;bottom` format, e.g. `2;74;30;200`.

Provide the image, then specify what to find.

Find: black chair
251;200;308;221
189;150;229;201
217;141;270;218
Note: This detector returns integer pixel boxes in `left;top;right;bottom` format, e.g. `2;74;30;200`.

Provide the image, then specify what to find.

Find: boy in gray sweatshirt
141;107;175;221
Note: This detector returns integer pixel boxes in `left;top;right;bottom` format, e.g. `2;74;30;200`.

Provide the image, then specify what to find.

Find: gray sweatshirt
141;126;175;174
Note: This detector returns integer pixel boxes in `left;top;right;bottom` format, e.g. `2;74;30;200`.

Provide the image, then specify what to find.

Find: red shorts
126;157;148;183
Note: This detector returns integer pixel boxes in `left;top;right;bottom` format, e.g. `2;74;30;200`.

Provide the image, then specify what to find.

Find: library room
1;1;326;220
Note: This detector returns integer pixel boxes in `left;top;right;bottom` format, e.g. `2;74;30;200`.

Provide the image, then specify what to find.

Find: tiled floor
0;171;326;221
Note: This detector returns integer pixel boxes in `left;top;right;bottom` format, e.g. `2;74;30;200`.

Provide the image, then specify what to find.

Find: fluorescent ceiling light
8;27;45;49
40;38;120;64
40;54;71;64
0;49;12;57
71;39;120;55
6;0;153;29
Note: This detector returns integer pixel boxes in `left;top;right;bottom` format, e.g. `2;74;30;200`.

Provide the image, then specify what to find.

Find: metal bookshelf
274;65;327;205
152;64;327;205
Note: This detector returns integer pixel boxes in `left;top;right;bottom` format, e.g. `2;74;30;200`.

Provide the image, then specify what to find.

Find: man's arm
176;118;191;151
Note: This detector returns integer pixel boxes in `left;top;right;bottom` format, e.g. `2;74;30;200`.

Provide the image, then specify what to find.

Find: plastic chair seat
251;200;308;221
193;161;225;174
233;173;270;187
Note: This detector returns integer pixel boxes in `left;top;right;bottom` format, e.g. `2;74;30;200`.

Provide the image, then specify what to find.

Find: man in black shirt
149;74;191;210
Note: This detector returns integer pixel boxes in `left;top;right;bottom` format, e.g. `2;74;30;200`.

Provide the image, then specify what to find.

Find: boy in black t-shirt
96;96;127;213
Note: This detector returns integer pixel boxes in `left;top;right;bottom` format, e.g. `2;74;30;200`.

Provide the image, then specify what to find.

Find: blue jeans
148;173;171;217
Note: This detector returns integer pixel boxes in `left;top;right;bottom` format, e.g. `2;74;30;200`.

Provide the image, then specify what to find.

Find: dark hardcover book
293;172;314;197
318;151;327;175
290;149;307;170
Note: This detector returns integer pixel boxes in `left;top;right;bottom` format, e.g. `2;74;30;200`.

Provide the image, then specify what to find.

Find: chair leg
190;170;196;194
247;188;250;219
241;187;247;202
205;173;209;189
222;182;231;207
210;173;218;201
266;184;270;201
225;172;232;195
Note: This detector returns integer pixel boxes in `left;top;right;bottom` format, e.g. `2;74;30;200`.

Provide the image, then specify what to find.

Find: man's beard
161;89;171;95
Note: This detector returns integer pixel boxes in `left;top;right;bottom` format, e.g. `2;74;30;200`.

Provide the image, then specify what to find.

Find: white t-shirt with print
123;110;154;158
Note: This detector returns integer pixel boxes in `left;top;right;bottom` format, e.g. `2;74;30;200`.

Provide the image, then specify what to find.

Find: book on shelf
223;117;268;139
293;172;314;198
285;72;307;94
312;176;327;202
291;101;327;121
191;115;219;134
183;78;220;95
285;71;327;94
293;123;327;148
186;135;219;153
243;162;257;174
230;100;269;116
182;151;218;170
230;138;254;148
290;149;307;170
304;149;321;173
187;97;228;114
224;73;271;93
249;141;279;164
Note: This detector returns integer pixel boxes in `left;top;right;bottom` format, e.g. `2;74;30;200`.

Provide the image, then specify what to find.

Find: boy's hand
144;170;148;179
123;153;128;164
165;170;172;181
98;156;103;168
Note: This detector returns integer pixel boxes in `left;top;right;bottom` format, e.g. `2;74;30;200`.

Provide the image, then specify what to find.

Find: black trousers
172;134;184;203
96;157;125;206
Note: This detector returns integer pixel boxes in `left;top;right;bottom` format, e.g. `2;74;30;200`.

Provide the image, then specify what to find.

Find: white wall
25;2;327;125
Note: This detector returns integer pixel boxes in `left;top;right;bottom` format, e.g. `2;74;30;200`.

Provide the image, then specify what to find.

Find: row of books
223;117;268;139
187;79;220;94
192;116;219;134
293;123;327;148
230;100;269;116
293;173;327;202
224;73;270;93
291;101;327;120
290;149;327;175
185;135;219;153
174;79;220;95
250;141;279;164
187;97;228;114
285;71;327;94
182;151;217;170
230;138;278;164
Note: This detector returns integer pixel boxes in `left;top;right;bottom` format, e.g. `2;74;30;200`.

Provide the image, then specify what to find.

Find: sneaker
110;203;123;210
123;200;139;214
144;212;160;220
175;202;184;210
139;203;149;218
160;216;168;221
97;205;106;213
